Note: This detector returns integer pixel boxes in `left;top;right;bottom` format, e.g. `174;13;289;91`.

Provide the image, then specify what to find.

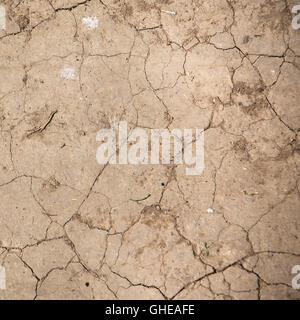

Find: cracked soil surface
0;0;300;300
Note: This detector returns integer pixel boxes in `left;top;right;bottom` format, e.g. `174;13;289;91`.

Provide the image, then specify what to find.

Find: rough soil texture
0;0;300;300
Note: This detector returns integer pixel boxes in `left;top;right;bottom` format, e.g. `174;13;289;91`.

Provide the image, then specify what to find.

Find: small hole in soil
85;282;90;287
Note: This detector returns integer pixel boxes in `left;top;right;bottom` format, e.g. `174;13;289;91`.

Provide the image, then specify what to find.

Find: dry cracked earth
0;0;300;300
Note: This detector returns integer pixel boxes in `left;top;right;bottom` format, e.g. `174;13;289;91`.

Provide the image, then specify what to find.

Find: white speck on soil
207;208;214;213
82;16;99;29
60;67;76;80
161;10;177;15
